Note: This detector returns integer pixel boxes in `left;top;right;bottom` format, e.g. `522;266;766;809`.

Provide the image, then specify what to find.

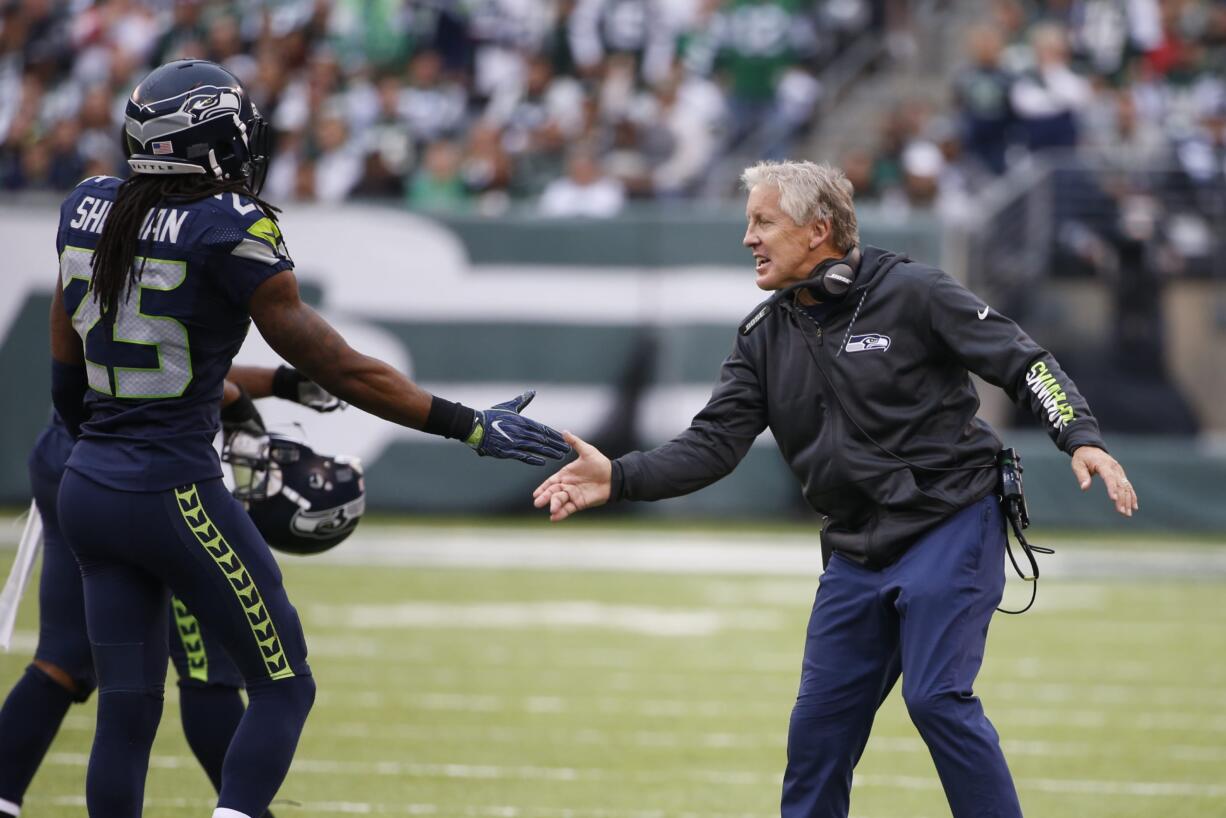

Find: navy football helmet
223;432;365;556
123;59;271;193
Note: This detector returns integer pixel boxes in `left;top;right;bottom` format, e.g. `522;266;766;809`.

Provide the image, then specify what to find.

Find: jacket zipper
788;300;824;345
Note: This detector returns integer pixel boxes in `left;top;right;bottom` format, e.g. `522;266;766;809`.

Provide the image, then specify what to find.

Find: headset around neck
806;245;862;302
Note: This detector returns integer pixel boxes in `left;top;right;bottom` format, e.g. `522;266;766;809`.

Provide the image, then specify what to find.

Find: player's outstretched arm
1070;445;1139;517
533;432;612;521
249;270;568;465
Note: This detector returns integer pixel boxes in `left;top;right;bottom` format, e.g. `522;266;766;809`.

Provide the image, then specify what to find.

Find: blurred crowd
841;0;1226;225
6;0;1222;223
0;0;896;215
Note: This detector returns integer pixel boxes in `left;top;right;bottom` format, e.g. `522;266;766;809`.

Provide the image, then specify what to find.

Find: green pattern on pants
174;484;294;680
171;596;209;682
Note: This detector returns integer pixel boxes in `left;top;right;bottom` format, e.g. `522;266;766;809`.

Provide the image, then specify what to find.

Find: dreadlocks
90;174;281;318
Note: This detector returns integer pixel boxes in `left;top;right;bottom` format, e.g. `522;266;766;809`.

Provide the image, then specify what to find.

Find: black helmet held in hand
224;432;365;556
123;59;271;193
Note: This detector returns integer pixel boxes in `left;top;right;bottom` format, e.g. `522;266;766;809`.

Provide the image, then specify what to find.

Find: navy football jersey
56;176;293;491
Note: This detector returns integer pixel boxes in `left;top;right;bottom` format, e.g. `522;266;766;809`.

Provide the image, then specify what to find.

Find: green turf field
2;524;1224;818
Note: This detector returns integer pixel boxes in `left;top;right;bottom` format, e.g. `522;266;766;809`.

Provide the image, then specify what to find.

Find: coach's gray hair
740;161;859;252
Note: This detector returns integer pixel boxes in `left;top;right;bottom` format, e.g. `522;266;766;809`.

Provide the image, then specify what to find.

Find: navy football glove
273;365;346;412
221;385;266;436
466;391;570;466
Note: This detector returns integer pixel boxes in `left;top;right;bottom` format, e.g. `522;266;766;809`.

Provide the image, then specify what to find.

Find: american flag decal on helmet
151;140;174;155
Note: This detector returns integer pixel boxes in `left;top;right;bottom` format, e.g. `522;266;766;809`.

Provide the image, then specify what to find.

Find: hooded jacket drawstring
836;289;869;357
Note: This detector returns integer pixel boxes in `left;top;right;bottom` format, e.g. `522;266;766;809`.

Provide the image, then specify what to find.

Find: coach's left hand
1071;445;1138;517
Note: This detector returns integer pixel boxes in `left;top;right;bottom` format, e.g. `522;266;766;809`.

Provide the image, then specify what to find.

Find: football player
0;365;336;818
48;58;568;818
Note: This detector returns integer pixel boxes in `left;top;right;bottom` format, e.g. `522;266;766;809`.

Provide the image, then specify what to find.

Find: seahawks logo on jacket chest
844;333;891;353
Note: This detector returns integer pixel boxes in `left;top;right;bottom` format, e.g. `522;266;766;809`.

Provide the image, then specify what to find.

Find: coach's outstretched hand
533;432;611;521
1071;445;1139;517
468;391;570;466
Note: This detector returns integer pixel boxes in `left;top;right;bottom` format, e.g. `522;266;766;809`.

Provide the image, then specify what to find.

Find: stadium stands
0;0;896;211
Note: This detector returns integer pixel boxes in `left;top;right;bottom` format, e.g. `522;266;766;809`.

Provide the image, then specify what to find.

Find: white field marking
302;721;1222;767
44;752;1226;800
26;795;434;815
306;638;804;675
310;638;1222;692
52;714;1226;765
2;515;1224;580
854;774;1226;799
315;654;1226;712
700;578;825;606
991;708;1226;733
1170;745;1226;762
310;722;1219;767
8;621;1215;694
993;656;1226;687
978;680;1226;709
306;601;783;638
1;630;37;651
46;751;592;781
306;688;1226;734
279;525;1226;581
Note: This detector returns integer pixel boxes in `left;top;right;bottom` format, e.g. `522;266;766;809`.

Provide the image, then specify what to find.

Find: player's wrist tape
424;396;477;442
271;365;304;402
221;384;263;429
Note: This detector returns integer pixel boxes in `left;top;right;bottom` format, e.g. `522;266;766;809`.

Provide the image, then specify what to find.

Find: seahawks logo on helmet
185;89;242;123
125;86;243;152
123;60;271;192
290;497;366;540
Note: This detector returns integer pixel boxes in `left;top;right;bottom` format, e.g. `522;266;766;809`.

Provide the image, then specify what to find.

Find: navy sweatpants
782;495;1022;818
58;472;315;818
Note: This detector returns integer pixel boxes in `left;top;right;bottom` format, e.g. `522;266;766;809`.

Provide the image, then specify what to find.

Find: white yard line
292;527;1226;580
306;600;784;637
302;688;1226;733
43;752;1226;799
23;794;769;818
50;713;1226;765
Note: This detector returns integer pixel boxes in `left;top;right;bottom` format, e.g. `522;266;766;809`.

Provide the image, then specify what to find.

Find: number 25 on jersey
60;246;192;400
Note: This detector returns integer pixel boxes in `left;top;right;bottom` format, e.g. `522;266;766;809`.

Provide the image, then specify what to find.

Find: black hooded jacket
610;246;1106;568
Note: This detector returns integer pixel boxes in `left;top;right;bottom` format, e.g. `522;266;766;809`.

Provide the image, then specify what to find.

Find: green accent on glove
465;420;484;449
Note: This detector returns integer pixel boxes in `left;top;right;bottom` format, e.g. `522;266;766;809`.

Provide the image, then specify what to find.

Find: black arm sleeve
928;271;1105;454
51;360;88;440
614;335;768;501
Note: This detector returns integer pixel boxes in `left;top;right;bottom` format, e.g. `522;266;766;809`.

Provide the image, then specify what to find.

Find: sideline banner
1;200;1222;530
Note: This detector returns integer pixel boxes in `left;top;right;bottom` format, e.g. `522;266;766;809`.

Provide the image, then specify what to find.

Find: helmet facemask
223;429;281;501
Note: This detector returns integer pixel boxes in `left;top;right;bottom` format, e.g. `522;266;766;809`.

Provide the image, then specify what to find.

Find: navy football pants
24;455;245;693
29;453;95;690
782;495;1022;818
58;471;314;818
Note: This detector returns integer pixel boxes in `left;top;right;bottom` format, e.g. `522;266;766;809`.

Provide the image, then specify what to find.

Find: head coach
533;160;1139;817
